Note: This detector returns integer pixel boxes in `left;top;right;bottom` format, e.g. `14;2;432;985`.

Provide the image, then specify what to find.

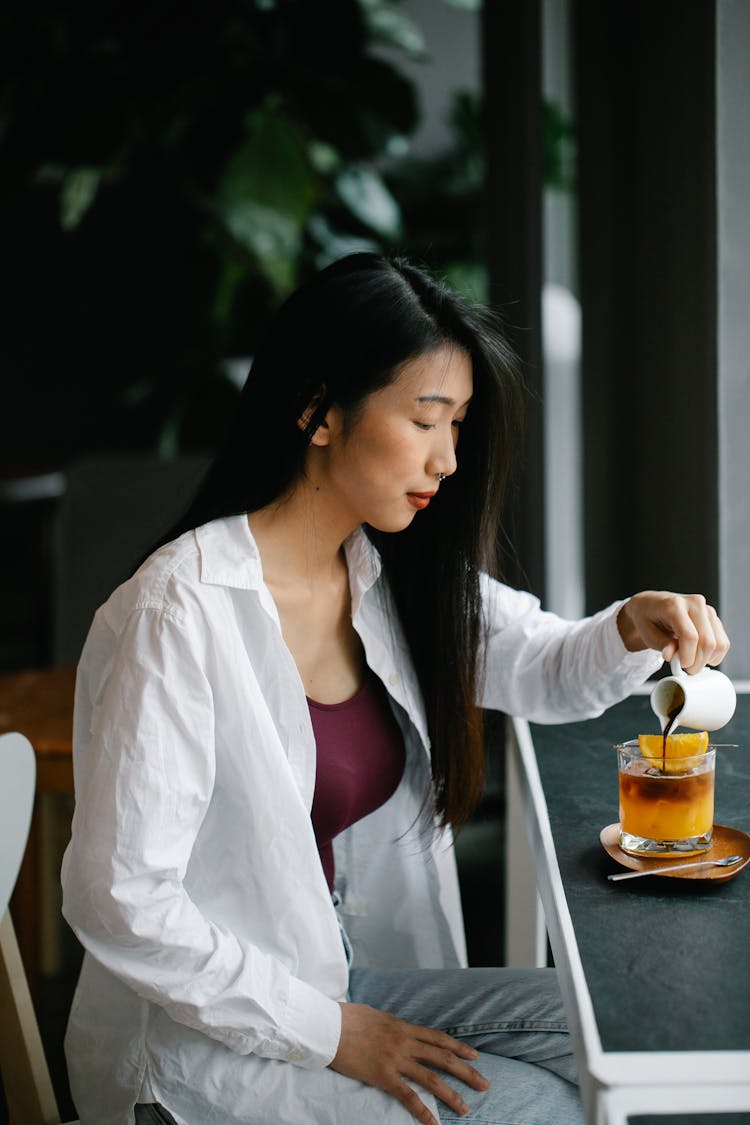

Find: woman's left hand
617;591;730;674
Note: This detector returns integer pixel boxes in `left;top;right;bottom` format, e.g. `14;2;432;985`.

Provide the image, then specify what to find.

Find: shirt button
288;1050;303;1063
388;673;399;686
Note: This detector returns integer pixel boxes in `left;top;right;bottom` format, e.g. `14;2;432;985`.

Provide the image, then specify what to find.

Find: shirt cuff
275;976;343;1069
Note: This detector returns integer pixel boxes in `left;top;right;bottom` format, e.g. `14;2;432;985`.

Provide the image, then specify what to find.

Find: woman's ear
297;388;341;447
296;386;326;439
308;404;345;447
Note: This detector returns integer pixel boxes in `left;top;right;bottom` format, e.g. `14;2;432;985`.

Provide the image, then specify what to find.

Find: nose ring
438;473;446;482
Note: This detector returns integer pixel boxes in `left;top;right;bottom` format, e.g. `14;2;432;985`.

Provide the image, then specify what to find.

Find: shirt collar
195;516;383;603
195;515;265;589
344;527;382;616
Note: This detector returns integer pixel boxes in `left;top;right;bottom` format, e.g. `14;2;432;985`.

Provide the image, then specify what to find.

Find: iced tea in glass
616;740;715;856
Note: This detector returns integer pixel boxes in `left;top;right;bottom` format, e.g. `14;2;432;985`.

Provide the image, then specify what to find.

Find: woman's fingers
329;1003;489;1122
393;1074;467;1124
392;1041;489;1121
663;594;730;671
705;603;731;668
413;1040;489;1092
390;1080;441;1125
618;591;730;672
658;593;707;670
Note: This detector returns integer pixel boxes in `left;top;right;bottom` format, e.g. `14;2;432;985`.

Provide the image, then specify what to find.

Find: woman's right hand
328;1001;490;1124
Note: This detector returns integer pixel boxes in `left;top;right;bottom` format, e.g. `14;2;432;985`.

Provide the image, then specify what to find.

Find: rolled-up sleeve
478;576;663;721
61;603;342;1069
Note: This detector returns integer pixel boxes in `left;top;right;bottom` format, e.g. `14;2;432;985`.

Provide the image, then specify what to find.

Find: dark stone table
510;690;750;1124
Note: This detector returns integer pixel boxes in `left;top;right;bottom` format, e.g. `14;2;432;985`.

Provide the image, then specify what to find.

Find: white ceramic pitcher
650;656;736;733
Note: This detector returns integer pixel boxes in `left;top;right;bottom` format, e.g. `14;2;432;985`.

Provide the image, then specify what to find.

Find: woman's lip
407;491;436;510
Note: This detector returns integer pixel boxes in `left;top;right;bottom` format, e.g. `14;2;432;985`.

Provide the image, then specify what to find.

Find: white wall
542;0;584;619
717;0;750;676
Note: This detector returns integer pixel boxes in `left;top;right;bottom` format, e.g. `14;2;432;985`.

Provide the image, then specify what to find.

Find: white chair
0;731;79;1124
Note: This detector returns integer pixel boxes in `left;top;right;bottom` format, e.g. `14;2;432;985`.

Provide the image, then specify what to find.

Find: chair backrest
52;454;210;664
0;731;67;1122
0;732;35;920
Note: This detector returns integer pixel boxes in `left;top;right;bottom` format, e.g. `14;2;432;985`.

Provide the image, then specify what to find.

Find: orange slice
638;730;709;773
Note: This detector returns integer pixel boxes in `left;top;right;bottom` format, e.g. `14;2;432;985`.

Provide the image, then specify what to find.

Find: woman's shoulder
73;531;202;682
98;515;264;625
131;527;202;603
91;528;202;638
77;517;265;690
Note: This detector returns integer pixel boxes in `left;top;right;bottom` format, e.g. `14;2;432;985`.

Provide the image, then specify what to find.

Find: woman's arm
62;605;341;1069
478;579;729;723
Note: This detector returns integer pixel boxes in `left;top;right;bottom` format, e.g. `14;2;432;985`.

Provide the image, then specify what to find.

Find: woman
61;254;728;1125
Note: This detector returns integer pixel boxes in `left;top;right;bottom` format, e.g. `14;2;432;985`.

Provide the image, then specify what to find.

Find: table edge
510;715;750;1116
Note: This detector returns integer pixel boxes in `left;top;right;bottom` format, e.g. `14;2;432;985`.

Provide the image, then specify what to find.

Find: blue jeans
349;967;582;1124
135;966;583;1125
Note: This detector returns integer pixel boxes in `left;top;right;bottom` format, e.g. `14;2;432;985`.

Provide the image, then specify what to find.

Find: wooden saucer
600;823;750;882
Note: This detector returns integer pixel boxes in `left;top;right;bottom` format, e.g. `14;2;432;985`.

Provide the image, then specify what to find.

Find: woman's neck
247;483;365;703
246;478;354;589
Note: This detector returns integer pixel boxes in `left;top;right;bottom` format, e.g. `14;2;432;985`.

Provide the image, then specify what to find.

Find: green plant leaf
442;260;488;301
334;165;402;238
216;199;300;293
60;168;102;230
357;0;428;59
307;214;380;269
292;58;419;161
543;99;576;192
308;140;341;175
215;104;324;293
212;258;249;333
157;408;184;460
218;105;320;223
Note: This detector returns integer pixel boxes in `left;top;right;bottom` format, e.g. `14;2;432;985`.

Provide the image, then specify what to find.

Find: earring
438;473;446;482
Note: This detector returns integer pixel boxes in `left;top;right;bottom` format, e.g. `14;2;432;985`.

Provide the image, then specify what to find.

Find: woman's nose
427;430;458;479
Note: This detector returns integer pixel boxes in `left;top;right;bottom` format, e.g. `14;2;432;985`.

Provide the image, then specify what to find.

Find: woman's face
310;345;473;535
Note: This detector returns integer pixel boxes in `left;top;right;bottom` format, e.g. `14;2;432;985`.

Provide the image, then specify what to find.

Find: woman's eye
413;420;435;431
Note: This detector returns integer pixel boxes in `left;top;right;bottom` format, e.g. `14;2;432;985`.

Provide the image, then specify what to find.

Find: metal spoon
608;854;743;881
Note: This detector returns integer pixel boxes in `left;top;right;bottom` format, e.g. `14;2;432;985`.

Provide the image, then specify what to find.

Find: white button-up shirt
61;516;661;1125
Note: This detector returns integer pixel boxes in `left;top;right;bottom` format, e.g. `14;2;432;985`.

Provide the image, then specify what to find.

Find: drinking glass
616;740;716;857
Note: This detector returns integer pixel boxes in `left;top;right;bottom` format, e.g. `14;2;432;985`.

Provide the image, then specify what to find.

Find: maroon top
308;671;406;893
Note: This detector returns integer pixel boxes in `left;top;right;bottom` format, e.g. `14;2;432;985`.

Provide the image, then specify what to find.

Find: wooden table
0;665;76;787
0;665;75;993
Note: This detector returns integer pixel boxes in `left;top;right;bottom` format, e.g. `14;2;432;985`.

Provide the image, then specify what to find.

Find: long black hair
162;253;525;830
